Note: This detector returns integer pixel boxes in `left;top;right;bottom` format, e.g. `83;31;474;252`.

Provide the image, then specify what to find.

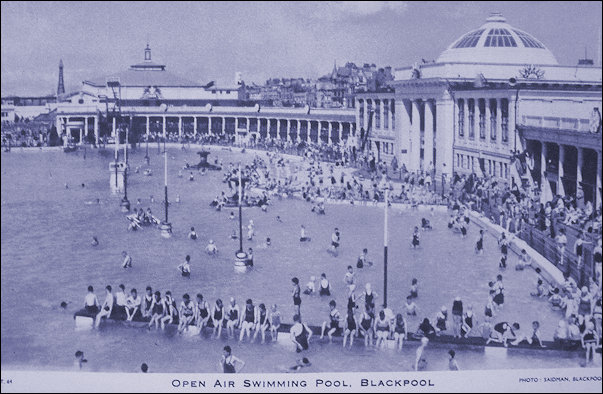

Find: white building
357;13;602;207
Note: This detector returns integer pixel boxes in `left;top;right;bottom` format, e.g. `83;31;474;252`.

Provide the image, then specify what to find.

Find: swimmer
121;251;132;269
414;337;429;371
188;227;198;240
320;300;341;342
486;322;519;347
362;283;377;313
319;273;331;297
177;255;191;278
189;172;194;181
356;248;373;268
286;357;311;372
94;285;114;328
91;236;99;247
581;322;599;364
269;304;281;341
195;294;211;330
290;314;312;353
229;211;235;220
292;277;302;316
393;313;408;351
230;229;238;240
126;288;141;321
435;306;448;334
252;303;270;344
210;299;225;338
460;305;475;338
74;350;87;370
343;265;356;289
303;276;316;295
175;194;181;203
226;298;240;338
245;247;254;267
342;306;358;349
359;305;374;347
205;240;218;255
140;363;148;373
475;229;485;255
162;291;177;330
329;227;341;256
239;299;256;342
177;293;194;333
219;346;245;373
276;215;283;223
405;296;418;316
448;350;460;371
409;278;419;298
374;310;390;349
148;291;163;330
411;226;420;248
299;225;311;242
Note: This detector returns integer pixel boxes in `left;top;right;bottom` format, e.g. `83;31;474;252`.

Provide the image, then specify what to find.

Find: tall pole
114;115;119;189
383;187;389;308
238;164;243;253
164;139;168;224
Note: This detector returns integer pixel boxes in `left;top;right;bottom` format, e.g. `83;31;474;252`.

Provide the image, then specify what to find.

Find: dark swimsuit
360;314;372;331
347;314;356;331
319;282;330;296
293;285;301;306
295;324;310;352
223;356;236;373
395;320;406;334
244;306;254;323
199;303;209;319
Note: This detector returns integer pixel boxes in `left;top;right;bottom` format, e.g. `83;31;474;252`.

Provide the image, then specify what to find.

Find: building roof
436;13;558;65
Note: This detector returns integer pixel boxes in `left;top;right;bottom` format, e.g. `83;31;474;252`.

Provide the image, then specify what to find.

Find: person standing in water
219;346;245;373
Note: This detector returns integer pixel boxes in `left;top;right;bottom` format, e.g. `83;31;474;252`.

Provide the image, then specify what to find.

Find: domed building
356;13;601;208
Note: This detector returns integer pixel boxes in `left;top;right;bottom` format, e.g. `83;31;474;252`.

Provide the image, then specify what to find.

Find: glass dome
436;13;558;65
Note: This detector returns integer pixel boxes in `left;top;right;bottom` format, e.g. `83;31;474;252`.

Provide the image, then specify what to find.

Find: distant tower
145;43;152;62
57;59;65;96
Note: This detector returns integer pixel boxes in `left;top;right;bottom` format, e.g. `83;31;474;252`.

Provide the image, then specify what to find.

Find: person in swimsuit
411;226;420;248
285;357;311;373
188;227;198;240
359;305;374;347
374;310;390;349
484;294;495;320
319;273;331;297
94;285;114;329
178;293;195;333
148;291;163;330
393;313;408;351
320;300;341;342
414;337;429;371
435;306;448;334
342;305;358;349
581;322;599;364
83;285;100;317
343;265;356;289
486;322;518;347
269;304;281;341
405;296;418;316
290;314;312;353
177;255;191;278
417;317;436;339
303;276;316;295
299;225;311;242
362;282;377;314
219;346;245;373
451;296;463;338
409;278;419;299
253;303;270;344
329;227;341;256
91;236;99;247
493;274;505;310
226;298;240;338
475;229;485;255
211;299;225;338
121;251;132;269
460;305;475;338
126;288;141;321
239;299;256;342
142;286;153;319
74;350;87;370
448;350;460;371
356;248;373;268
195;294;210;330
159;291;177;330
292;277;302;316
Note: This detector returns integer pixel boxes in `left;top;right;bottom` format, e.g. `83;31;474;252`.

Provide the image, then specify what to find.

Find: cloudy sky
1;1;601;95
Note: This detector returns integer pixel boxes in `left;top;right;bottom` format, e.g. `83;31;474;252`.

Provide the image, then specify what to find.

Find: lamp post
159;138;172;238
383;187;389;308
120;120;130;212
234;163;248;271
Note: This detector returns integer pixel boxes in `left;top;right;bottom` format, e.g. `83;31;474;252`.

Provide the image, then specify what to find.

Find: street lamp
120;121;130;212
382;186;389;307
234;163;248;272
159;137;172;238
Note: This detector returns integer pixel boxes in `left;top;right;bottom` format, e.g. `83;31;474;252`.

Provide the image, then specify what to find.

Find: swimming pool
1;146;599;372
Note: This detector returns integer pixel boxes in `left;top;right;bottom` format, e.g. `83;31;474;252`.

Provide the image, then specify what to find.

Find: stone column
495;98;502;144
576;147;583;196
396;99;411;168
222;117;226;135
380;100;385;131
463;99;469;139
178;117;182;138
193;117;198;136
307;120;311;143
80;117;86;145
94;116;99;145
409;100;421;172
146;116;150;137
276;119;282;140
485;99;492;143
356;99;362;131
297;120;301;143
328;122;333;145
435;96;454;179
112;117;117;138
316;121;322;143
364;100;369;130
162;116;166;138
208;117;212;136
338;122;343;144
286;119;291;141
424;100;434;170
558;144;565;196
540;142;552;203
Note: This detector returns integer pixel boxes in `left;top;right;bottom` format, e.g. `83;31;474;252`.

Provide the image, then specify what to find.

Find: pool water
1;146;599;372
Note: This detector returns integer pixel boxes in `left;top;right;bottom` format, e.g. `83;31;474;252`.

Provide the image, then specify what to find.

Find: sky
1;1;601;96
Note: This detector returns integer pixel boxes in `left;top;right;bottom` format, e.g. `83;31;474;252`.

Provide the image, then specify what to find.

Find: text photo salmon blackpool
1;1;602;393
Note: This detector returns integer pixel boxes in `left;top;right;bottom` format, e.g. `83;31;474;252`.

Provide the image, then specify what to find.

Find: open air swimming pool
1;146;599;372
